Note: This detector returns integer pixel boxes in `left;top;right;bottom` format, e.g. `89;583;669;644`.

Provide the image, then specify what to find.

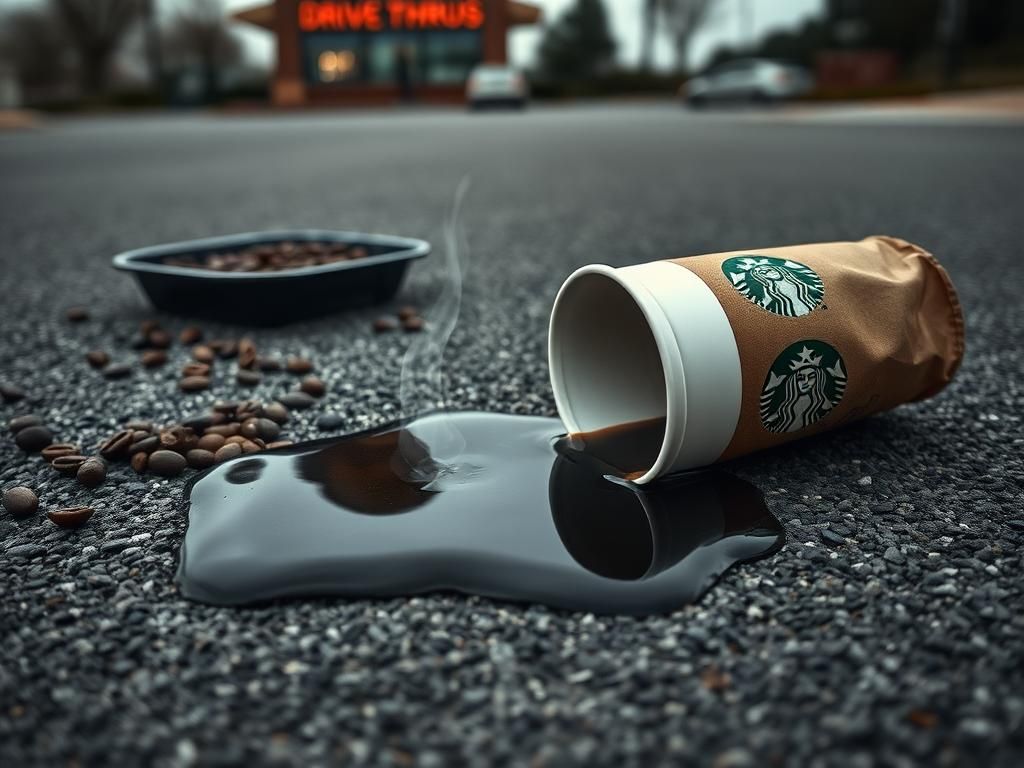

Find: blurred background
1;0;1022;112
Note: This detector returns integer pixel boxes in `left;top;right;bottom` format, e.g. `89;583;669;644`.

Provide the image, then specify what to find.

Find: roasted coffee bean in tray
113;230;430;326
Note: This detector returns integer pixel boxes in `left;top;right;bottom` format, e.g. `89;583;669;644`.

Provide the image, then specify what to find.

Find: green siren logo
722;255;824;317
761;340;847;433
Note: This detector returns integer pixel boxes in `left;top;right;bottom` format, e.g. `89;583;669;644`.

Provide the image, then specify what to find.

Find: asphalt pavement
1;104;1022;766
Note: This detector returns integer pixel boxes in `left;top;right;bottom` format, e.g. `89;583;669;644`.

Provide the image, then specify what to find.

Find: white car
683;59;813;107
467;65;528;109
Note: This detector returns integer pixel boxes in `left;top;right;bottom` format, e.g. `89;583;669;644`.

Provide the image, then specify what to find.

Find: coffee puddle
177;412;783;615
564;416;667;479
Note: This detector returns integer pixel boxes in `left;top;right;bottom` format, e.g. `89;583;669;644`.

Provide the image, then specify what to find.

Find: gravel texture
1;107;1022;766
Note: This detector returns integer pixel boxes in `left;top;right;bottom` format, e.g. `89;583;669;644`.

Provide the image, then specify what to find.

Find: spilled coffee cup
548;236;964;483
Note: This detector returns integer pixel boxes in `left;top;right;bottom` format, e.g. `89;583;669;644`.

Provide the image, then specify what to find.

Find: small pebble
316;413;345;431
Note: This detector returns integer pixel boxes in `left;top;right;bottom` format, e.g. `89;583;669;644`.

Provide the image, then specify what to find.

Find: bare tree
639;0;659;71
51;0;143;97
662;0;720;73
164;0;243;102
0;4;75;100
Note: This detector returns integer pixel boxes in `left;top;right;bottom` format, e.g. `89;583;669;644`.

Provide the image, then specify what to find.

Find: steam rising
395;177;473;485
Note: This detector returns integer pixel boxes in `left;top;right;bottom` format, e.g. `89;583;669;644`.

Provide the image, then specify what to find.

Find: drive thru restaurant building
233;0;541;106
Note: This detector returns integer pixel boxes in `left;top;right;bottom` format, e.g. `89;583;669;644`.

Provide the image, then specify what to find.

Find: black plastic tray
113;229;430;326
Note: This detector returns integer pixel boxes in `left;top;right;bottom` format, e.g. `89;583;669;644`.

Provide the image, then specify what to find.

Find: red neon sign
298;1;486;32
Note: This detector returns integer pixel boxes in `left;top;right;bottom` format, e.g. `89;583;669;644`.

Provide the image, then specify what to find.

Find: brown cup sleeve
668;236;964;462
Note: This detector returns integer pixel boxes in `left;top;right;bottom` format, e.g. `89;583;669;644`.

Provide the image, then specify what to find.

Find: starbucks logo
761;341;846;434
722;256;824;317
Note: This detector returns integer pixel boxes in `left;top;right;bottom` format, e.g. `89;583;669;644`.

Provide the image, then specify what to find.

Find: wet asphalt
1;105;1022;766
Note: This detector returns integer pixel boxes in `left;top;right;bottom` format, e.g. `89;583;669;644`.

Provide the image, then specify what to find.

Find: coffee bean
205;423;240;437
192;345;215;364
15;426;53;452
41;443;80;462
129;333;150;350
257;357;282;372
102;363;133;380
148;450;187;477
237;369;262;387
179;326;202;345
265;440;294;450
286;356;314;374
262;402;289;425
212;339;238;359
147;329;172;349
85;350;110;368
8;414;41;434
123;420;154;432
181;413;215;432
182;362;211;378
140;319;160;335
238;338;257;369
52;455;88;475
237;399;262;414
300;376;326;398
186;449;216;469
2;486;38;518
180;376;210;392
130;429;150;442
129;435;160;455
316;413;345;431
77;458;106;488
66;307;89;322
197;433;226;452
253;418;280;441
278;391;316;409
130;452;148;473
213;400;238;414
402;316;425;332
48;506;94;528
397;305;418;321
225;435;246;445
214;443;242;463
241;440;262;454
160;426;198;453
0;383;27;403
100;429;134;458
373;317;398;332
141;349;167;368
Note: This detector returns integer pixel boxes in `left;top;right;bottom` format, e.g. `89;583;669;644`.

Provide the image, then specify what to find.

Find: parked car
682;59;813;107
467;65;528;110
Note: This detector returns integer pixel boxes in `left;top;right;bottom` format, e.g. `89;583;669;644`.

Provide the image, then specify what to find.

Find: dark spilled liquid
177;412;783;615
565;416;668;479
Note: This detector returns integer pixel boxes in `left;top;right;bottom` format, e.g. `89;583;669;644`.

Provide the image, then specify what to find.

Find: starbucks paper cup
548;236;964;484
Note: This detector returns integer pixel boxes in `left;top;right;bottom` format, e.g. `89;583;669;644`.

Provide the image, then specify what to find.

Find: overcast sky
2;0;824;71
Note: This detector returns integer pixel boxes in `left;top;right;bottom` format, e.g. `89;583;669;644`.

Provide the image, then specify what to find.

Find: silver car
683;58;813;107
466;65;529;110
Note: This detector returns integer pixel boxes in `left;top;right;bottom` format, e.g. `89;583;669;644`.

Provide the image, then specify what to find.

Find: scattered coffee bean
236;399;261;415
225;435;246;445
160;426;198;453
181;412;216;432
402;316;425;332
123;420;154;432
192;345;215;363
141;349;168;368
182;362;211;379
2;486;38;518
180;375;210;392
213;400;239;414
286;356;314;374
0;383;27;403
48;505;94;528
15;426;53;452
129;333;151;350
140;319;160;335
299;376;326;398
398;305;418;321
263;402;289;425
212;339;238;359
85;350;110;368
147;329;172;349
186;449;216;469
41;443;80;462
179;326;202;345
129;435;160;455
257;356;282;372
197;433;226;452
77;458;107;488
373;317;398;332
130;429;151;442
130;452;148;473
102;363;133;380
205;423;240;437
214;443;242;463
238;338;257;369
100;430;134;459
241;440;262;454
148;450;187;477
161;240;368;272
237;369;262;387
249;418;280;442
316;413;345;431
265;440;294;450
278;391;316;409
52;455;89;475
8;414;41;433
66;307;89;322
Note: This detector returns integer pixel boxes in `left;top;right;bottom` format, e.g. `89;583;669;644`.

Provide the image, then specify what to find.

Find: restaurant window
304;34;363;84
